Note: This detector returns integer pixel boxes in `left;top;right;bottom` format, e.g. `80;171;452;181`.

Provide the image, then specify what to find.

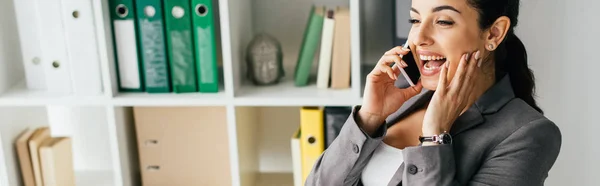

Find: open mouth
419;55;447;71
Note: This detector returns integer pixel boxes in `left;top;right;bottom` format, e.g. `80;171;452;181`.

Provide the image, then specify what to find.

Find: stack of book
294;5;352;89
15;127;75;186
109;0;221;93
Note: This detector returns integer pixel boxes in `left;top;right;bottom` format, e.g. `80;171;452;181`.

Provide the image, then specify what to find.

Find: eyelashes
408;19;420;24
436;20;455;26
408;19;455;26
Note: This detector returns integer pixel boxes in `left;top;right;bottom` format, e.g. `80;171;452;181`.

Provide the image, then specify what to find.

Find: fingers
369;46;411;82
449;53;470;94
467;50;480;74
401;78;423;99
475;50;483;67
377;63;396;80
436;60;449;95
460;50;481;96
384;46;411;56
372;55;408;80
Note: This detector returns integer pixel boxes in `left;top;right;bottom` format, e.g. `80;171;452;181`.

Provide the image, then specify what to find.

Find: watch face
441;134;452;144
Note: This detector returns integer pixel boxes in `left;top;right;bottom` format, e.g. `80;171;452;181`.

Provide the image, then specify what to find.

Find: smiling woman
304;0;562;185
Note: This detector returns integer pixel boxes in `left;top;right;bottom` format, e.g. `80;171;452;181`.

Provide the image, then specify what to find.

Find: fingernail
475;50;481;60
445;62;449;68
402;61;408;67
478;59;482;67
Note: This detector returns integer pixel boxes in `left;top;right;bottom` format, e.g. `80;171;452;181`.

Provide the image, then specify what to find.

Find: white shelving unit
0;0;395;186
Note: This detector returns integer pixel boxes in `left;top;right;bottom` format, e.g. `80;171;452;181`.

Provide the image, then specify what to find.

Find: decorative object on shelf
245;32;285;85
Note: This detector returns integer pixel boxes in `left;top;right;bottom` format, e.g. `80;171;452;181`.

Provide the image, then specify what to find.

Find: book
27;127;51;186
39;137;75;186
15;128;37;186
316;9;336;89
330;7;351;89
294;6;325;87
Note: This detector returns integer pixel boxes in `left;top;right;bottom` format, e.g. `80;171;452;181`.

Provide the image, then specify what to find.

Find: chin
421;75;440;91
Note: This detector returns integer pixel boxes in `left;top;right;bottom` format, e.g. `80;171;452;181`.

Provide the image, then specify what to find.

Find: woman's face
409;0;485;90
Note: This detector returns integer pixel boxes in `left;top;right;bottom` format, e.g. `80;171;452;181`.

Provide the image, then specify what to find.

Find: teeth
419;55;446;61
423;61;444;71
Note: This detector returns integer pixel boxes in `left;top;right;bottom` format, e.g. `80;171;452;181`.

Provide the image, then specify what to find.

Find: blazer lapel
449;106;484;136
451;75;516;136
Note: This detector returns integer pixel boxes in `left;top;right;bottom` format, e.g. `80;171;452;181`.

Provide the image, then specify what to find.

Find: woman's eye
408;19;420;24
437;20;455;26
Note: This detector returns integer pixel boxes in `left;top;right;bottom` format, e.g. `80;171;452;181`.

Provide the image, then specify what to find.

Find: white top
361;142;404;186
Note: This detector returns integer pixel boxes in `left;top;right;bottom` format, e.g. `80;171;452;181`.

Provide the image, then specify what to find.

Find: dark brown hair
469;0;543;113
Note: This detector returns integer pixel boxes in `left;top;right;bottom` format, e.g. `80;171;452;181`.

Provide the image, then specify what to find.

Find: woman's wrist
422;123;445;136
421;126;446;146
357;109;385;136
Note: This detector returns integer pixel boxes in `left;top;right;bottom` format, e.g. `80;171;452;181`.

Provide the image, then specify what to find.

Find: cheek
447;58;460;82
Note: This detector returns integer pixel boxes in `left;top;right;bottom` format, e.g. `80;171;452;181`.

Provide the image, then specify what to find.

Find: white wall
518;0;600;185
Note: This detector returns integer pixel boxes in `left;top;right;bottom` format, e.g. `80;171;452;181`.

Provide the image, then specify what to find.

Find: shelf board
0;81;108;106
234;80;361;106
112;91;229;106
256;172;294;186
75;170;114;186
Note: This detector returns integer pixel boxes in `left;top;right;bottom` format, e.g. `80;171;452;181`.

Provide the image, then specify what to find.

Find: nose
411;23;434;47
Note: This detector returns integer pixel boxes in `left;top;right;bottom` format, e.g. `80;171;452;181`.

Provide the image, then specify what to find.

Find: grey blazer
305;75;562;186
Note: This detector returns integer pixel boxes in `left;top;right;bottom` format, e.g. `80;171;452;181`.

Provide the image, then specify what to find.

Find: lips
416;51;447;76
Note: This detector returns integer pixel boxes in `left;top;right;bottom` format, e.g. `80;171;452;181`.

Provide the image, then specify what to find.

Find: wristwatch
419;131;452;144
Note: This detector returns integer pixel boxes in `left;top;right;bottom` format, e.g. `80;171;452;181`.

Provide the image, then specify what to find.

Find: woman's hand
422;51;484;138
359;46;423;135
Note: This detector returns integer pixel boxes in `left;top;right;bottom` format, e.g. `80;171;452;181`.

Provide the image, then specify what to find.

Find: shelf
256;172;294;186
112;91;229;106
0;81;108;106
234;80;360;106
75;170;114;186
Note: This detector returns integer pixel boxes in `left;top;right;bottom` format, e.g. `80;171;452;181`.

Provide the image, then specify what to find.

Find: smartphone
397;44;421;86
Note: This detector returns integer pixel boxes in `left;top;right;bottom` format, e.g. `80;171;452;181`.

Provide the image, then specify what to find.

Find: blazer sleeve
305;105;387;186
401;118;562;186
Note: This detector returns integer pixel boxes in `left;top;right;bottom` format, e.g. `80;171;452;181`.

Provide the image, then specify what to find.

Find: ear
484;16;511;51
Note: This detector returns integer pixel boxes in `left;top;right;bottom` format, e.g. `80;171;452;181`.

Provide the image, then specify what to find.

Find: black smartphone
398;45;421;87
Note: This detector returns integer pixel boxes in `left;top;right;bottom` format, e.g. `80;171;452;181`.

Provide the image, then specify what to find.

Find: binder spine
61;0;103;95
109;0;144;92
38;0;73;94
191;0;219;93
164;0;197;93
13;0;47;90
136;0;171;93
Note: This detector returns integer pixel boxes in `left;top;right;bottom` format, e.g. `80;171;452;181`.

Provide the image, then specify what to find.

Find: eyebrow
411;5;461;14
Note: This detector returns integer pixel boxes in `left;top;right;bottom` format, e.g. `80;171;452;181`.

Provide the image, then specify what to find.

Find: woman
305;0;562;185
